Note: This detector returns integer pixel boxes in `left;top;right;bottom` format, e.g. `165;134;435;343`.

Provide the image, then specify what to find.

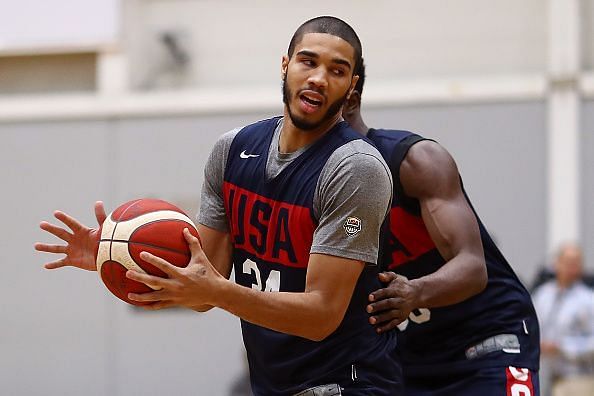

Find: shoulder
209;127;242;156
214;127;242;147
573;282;594;298
403;140;456;173
369;128;420;142
330;138;386;164
367;129;423;155
316;140;392;205
205;128;243;173
400;140;460;198
327;139;391;178
233;116;282;135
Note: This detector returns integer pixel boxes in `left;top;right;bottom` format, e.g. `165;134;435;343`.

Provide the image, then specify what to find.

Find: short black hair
353;59;366;95
287;16;363;75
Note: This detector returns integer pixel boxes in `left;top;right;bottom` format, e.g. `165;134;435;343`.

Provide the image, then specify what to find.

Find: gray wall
2;102;549;394
2;113;273;395
584;0;594;70
582;101;594;272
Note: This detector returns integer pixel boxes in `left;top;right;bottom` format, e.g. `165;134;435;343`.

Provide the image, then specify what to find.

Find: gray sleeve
196;128;241;232
311;140;393;264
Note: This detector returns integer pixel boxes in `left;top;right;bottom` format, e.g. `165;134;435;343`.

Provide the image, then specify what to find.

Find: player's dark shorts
405;366;539;396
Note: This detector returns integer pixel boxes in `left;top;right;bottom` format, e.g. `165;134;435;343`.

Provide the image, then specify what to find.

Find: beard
282;73;348;131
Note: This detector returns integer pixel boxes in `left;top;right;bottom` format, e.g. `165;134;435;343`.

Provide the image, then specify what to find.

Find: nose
307;66;328;90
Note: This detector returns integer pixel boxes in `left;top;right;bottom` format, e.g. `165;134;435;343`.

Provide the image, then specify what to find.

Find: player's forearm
212;280;340;341
197;224;233;279
411;251;487;308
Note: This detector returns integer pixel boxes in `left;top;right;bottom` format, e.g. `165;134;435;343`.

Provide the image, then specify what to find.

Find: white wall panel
0;0;120;52
126;0;547;90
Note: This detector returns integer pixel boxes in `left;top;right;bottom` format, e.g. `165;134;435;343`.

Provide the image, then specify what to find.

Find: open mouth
300;94;322;107
298;91;324;113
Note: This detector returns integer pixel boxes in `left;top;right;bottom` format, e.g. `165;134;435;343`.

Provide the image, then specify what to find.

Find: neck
350;117;369;136
279;109;342;153
557;278;577;290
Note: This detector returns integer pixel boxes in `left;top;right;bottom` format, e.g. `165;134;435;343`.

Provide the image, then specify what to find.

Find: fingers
54;210;85;233
34;242;67;254
369;309;406;327
139;251;179;277
95;201;107;225
44;257;69;270
378;271;398;284
126;267;169;289
184;228;208;261
127;285;178;310
127;289;166;304
370;272;409;302
368;285;398;302
39;221;73;242
367;297;402;314
375;318;404;334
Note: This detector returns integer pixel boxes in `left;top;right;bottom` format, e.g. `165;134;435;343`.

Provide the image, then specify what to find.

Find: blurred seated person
532;243;594;396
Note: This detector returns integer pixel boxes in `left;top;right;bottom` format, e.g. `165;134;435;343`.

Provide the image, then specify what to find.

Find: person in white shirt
533;243;594;396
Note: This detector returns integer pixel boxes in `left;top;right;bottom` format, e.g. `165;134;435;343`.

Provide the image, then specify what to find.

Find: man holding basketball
342;63;541;395
36;17;402;395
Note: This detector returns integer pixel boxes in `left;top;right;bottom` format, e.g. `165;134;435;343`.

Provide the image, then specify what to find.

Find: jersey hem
196;217;229;233
310;245;377;265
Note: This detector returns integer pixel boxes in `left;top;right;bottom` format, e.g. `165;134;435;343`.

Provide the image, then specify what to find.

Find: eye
332;68;346;76
302;59;315;67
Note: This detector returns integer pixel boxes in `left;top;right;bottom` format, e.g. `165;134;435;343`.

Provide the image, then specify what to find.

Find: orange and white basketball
96;198;200;305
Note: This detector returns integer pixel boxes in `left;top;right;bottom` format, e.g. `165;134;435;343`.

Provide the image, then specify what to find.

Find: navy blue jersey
223;118;401;395
368;128;540;376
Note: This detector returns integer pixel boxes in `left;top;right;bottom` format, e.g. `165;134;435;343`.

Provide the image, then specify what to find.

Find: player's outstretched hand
367;272;420;333
126;228;224;310
35;201;107;271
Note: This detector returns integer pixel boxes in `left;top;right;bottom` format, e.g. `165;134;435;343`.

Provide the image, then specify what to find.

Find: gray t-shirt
198;118;393;264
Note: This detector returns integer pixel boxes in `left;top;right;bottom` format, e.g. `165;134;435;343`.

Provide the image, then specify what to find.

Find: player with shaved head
36;16;402;395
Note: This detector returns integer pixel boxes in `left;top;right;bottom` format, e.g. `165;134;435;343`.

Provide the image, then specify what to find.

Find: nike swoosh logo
240;150;260;159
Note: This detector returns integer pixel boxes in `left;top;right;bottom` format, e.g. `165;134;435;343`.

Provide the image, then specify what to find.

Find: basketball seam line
100;239;191;257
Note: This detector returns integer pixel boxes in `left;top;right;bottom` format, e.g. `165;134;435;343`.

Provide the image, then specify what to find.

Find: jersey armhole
390;134;432;205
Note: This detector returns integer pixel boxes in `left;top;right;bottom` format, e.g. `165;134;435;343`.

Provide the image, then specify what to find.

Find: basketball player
342;63;540;395
35;17;402;395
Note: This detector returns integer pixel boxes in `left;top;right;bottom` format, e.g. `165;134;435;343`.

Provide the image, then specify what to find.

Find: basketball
96;198;200;305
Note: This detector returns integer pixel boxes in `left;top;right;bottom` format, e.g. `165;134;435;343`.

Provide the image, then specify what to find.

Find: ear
344;90;361;114
348;75;360;99
281;55;289;79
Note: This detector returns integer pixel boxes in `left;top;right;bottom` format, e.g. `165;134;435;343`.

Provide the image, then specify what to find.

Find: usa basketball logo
343;216;362;237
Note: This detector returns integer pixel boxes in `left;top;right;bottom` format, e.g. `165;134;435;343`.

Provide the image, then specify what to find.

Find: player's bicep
421;193;482;261
401;141;482;261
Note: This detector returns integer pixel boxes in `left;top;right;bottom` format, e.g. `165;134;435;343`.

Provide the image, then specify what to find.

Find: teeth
302;95;321;106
